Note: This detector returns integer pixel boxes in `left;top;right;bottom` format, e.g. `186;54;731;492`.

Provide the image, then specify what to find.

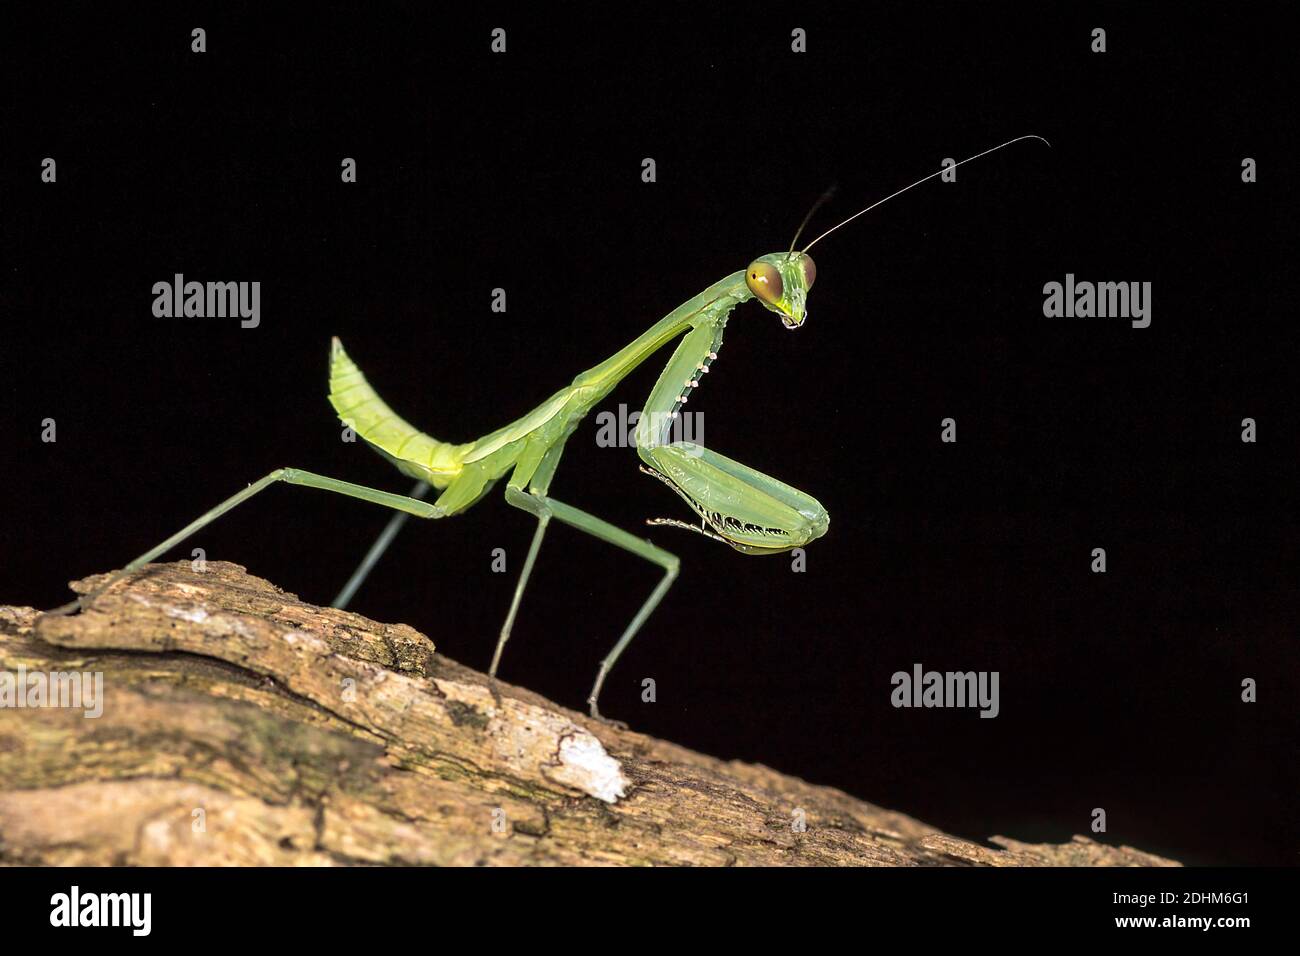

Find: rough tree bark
0;561;1179;866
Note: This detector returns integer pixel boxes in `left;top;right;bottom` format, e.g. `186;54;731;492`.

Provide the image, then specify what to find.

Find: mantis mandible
53;135;1049;722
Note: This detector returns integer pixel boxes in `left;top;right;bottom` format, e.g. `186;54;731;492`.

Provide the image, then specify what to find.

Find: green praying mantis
53;135;1049;722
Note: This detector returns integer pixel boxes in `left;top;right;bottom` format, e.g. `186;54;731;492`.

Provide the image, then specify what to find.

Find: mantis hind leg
331;458;503;608
48;468;447;614
331;480;430;609
493;475;679;722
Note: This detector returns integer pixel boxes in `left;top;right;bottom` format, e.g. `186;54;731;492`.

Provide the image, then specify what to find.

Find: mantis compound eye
745;261;784;305
800;253;816;289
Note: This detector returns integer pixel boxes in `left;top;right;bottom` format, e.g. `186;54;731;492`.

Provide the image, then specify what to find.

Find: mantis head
745;252;816;329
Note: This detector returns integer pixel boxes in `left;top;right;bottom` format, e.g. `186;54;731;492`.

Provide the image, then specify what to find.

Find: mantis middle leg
490;441;680;721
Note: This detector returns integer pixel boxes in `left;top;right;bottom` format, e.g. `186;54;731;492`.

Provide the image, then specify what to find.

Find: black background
2;4;1295;865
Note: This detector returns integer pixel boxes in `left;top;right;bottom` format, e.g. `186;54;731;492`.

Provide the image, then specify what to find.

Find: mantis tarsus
54;135;1049;722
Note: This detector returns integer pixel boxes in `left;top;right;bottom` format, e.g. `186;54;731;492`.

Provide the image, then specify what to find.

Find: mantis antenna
787;184;838;256
802;134;1051;252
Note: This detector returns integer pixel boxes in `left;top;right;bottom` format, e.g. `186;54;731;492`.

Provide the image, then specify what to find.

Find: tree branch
0;562;1179;866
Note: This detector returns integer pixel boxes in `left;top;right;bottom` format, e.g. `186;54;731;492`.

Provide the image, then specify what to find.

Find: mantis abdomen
327;338;473;491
